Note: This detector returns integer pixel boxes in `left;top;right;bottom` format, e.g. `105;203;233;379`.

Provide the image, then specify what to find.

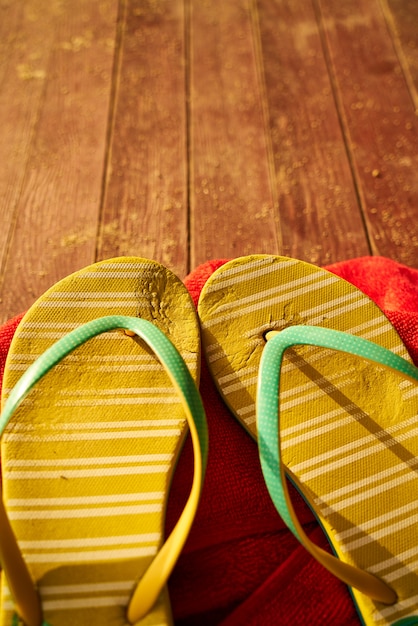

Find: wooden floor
1;0;417;323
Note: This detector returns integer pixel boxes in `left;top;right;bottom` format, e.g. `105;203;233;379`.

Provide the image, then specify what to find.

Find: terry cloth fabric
1;256;418;625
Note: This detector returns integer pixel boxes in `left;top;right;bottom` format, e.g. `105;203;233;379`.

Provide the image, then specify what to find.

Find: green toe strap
257;326;418;607
0;316;208;626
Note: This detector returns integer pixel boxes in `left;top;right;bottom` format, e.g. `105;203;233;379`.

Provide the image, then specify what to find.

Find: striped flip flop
0;258;208;626
197;254;418;625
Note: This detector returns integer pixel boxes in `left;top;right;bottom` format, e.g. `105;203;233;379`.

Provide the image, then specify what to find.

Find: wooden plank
381;0;418;107
257;0;370;265
98;0;189;279
189;0;279;267
0;0;117;323
0;3;56;285
317;0;418;266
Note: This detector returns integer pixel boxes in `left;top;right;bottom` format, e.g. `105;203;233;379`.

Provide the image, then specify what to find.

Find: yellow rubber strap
258;325;418;605
0;316;208;626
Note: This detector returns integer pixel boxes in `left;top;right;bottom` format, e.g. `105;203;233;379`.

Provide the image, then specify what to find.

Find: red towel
1;256;418;625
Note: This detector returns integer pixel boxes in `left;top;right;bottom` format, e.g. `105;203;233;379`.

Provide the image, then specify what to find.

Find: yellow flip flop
0;258;208;626
198;254;418;625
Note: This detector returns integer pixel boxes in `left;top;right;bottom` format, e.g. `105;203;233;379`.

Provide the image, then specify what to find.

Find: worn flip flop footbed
198;254;418;625
0;257;207;626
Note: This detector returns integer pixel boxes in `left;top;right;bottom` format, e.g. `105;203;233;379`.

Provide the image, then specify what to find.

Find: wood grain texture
0;0;116;323
382;0;418;106
258;0;370;265
98;0;189;278
317;0;418;265
0;0;417;324
0;3;56;282
189;0;280;267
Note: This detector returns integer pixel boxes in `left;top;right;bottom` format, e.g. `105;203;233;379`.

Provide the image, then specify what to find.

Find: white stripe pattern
18;534;160;549
282;405;351;439
74;271;155;278
317;461;418;518
8;504;163;520
2;596;131;611
40;292;140;299
3;581;134;597
203;258;299;292
55;396;181;405
301;429;418;481
209;270;335;316
5;421;181;432
295;421;418;480
201;275;344;329
8;354;192;363
5;465;171;480
39;301;139;309
336;500;418;547
22;547;157;563
3;429;182;443
378;593;418;620
371;546;418;574
205;297;376;369
9;331;123;342
8;492;164;505
237;370;357;426
403;385;418;399
340;509;418;553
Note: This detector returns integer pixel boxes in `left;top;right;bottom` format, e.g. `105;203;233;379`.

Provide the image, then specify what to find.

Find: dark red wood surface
1;0;417;322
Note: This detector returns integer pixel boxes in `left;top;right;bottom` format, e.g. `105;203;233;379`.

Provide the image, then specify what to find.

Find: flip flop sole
198;254;418;625
1;257;200;626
